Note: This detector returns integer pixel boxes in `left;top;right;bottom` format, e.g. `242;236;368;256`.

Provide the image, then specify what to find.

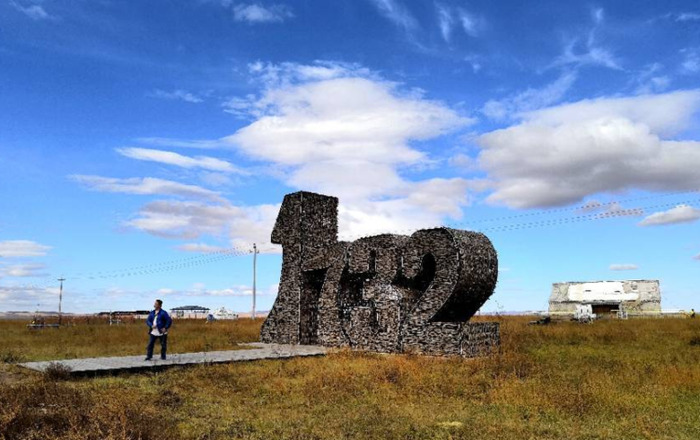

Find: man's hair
155;299;163;306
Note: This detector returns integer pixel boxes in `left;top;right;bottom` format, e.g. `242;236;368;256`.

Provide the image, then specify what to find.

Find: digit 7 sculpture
261;191;500;357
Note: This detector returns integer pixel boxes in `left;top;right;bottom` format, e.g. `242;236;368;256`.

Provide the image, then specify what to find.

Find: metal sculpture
261;191;500;357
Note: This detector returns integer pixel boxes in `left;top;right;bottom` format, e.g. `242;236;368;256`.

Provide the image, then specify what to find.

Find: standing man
145;299;172;361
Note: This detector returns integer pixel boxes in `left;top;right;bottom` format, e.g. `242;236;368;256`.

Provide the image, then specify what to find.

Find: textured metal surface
261;191;500;357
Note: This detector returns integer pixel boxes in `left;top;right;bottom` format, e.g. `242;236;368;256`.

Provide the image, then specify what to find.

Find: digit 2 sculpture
261;191;500;357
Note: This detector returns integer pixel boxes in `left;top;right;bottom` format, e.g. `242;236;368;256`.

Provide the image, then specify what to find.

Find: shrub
0;349;26;364
43;362;72;381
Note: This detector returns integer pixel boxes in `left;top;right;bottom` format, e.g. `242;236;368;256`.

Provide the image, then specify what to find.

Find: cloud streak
368;0;418;33
609;264;638;271
71;175;224;202
233;3;294;23
639;205;700;226
10;1;53;20
149;89;204;103
0;240;51;258
116;147;248;174
482;71;578;120
436;4;483;42
0;263;47;278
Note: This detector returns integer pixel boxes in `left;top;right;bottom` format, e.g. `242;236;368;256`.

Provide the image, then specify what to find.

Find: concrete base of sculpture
261;191;500;357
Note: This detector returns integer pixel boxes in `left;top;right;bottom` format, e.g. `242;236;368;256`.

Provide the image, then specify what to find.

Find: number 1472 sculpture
261;191;500;357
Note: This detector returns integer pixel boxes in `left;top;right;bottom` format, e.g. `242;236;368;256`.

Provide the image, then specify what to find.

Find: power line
5;191;699;290
338;196;700;241
453;188;700;227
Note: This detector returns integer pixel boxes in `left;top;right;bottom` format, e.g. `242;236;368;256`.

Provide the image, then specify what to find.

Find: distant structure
261;191;500;357
549;280;661;317
96;310;150;320
211;306;238;320
171;305;210;319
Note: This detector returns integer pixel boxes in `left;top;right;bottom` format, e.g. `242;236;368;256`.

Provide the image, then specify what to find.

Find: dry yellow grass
1;316;700;439
0;317;260;363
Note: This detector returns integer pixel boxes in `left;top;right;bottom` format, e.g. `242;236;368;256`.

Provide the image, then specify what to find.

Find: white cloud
0;263;47;278
116;147;248;174
149;89;204;103
554;38;621;70
592;8;604;24
552;11;621;71
10;1;53;20
609;264;638;271
482;71;577;120
680;48;700;74
156;288;176;296
71;175;224;202
437;4;453;42
0;285;59;311
476;90;700;208
125;200;243;239
639;205;700;226
632;63;671;94
223;61;376;118
436;4;483;42
448;153;477;171
369;0;418;33
694;253;700;261
125;200;280;252
458;9;480;37
226;77;468;171
232;3;293;23
135;137;225;149
0;240;51;258
131;61;474;242
158;283;278;297
221;62;473;234
177;243;229;253
676;12;700;22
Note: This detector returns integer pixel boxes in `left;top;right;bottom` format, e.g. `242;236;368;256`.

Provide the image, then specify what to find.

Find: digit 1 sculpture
261;191;500;357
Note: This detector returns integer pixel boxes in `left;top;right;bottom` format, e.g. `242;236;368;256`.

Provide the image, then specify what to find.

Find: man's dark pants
146;333;168;359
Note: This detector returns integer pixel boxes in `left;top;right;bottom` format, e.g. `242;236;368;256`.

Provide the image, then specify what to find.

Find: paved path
18;343;327;375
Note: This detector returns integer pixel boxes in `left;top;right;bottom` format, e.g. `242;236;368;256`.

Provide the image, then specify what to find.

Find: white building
170;305;210;319
211;306;238;320
549;280;661;317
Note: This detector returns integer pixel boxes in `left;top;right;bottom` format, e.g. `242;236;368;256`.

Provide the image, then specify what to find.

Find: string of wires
8;190;699;291
338;193;700;241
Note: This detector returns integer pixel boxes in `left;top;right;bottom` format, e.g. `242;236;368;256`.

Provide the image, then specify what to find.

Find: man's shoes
144;357;152;361
160;356;166;360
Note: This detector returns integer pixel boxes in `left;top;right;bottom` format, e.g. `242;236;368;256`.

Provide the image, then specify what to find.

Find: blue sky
1;0;699;314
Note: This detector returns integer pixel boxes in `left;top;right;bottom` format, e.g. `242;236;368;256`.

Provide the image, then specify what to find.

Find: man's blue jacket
146;309;172;332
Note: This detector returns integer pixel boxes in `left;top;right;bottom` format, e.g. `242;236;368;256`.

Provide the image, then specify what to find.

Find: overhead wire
5;190;699;291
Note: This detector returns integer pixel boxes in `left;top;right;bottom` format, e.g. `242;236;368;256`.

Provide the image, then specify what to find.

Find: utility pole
57;277;66;326
252;243;258;320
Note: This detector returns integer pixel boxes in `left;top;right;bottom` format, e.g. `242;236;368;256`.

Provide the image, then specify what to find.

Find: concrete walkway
18;343;327;375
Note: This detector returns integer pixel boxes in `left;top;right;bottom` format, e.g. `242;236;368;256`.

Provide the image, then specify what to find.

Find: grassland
1;316;699;440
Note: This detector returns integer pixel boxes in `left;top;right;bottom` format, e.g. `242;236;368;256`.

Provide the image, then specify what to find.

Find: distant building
549;280;661;317
170;305;210;319
97;310;150;320
211;306;238;320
